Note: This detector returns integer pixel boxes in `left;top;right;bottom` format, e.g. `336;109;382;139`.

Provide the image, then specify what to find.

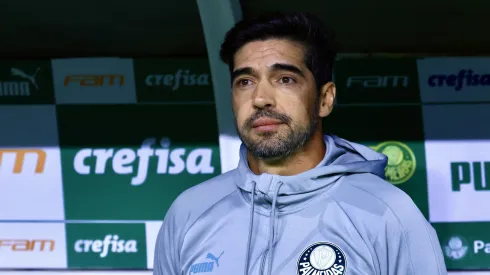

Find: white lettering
93;149;114;174
73;138;216;185
347;75;408;88
124;240;138;253
74;235;138;258
297;261;345;275
473;240;490;254
112;149;136;174
145;70;210;91
74;240;84;253
186;148;214;174
100;235;112;258
111;235;119;252
131;138;156;186
155;149;170;173
74;149;92;174
299;266;312;275
116;240;125;253
474;240;484;253
0;81;30;96
83;240;92;252
169;148;186;174
92;240;102;253
333;264;344;272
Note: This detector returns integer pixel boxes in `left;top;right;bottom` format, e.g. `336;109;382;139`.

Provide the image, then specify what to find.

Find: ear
318;82;336;117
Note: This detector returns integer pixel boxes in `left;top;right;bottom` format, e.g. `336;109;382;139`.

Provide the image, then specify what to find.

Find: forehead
233;39;306;71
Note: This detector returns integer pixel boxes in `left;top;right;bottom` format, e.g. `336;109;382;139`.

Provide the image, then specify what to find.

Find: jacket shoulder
331;173;424;219
331;174;446;274
163;169;239;225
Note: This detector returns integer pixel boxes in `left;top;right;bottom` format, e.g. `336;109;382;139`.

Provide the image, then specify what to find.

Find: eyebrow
231;67;256;83
270;63;306;78
231;63;306;83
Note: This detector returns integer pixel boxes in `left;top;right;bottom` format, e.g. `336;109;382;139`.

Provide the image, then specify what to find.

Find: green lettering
451;162;471;191
474;162;490;191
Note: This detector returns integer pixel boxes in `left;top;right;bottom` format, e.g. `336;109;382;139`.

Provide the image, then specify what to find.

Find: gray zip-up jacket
153;134;447;275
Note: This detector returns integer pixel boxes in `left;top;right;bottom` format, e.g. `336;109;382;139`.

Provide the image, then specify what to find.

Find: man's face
231;39;320;160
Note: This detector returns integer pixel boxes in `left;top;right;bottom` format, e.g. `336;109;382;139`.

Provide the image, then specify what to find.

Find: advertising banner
0;60;54;104
52;58;137;104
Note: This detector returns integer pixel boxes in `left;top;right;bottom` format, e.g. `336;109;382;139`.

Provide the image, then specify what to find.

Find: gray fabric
153;134;447;275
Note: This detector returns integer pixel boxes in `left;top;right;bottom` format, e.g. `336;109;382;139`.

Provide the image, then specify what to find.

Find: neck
247;130;326;176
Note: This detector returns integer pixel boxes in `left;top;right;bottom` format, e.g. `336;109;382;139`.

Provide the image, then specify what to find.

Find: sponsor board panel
423;104;490;222
433;222;490;270
52;58;136;104
218;135;242;174
334;57;420;104
65;223;147;269
324;105;429;218
57;104;221;220
425;140;490;222
133;58;213;103
417;57;490;103
0;60;54;104
144;222;162;269
0;223;67;268
0;105;64;220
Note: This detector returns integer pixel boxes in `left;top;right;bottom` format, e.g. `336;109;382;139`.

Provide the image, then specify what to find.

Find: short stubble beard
237;98;320;161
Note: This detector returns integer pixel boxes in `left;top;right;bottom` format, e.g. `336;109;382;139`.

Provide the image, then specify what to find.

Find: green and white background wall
0;55;490;274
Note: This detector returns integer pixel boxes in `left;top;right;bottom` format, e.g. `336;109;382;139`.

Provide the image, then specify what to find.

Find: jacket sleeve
378;206;448;275
153;204;182;275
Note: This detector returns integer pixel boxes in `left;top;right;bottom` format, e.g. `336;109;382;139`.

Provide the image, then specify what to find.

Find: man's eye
279;77;295;84
237;79;251;86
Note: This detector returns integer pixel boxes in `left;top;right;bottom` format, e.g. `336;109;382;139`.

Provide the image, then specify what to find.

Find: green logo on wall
443;236;469;261
370;141;416;184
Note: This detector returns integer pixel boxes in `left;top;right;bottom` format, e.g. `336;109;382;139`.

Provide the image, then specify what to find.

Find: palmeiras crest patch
297;242;347;275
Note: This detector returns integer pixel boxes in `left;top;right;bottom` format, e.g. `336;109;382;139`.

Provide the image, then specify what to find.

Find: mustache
244;109;292;129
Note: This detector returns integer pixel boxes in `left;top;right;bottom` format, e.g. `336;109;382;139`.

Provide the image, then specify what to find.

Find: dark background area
2;0;489;59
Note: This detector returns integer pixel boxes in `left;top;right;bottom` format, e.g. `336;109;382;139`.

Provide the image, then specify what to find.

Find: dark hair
219;11;337;91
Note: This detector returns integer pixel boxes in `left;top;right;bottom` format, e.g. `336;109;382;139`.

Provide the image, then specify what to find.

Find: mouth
251;117;284;132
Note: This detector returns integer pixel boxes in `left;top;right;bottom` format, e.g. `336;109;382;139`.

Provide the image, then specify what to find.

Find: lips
251;117;284;128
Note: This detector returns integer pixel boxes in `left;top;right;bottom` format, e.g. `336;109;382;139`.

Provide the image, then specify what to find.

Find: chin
254;131;280;138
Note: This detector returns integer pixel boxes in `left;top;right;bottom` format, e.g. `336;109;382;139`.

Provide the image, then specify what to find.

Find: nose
252;81;275;109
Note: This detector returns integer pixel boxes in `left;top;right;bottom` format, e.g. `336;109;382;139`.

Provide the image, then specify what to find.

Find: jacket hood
235;134;388;211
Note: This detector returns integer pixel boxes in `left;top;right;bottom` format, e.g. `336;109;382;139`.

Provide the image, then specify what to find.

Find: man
154;11;447;275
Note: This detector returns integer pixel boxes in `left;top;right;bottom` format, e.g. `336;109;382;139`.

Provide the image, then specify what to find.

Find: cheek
232;91;246;111
294;110;311;126
237;109;252;126
282;98;310;123
231;96;241;117
232;101;249;125
232;93;254;118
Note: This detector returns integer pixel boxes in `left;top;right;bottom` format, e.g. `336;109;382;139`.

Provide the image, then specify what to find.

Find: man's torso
179;188;381;275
